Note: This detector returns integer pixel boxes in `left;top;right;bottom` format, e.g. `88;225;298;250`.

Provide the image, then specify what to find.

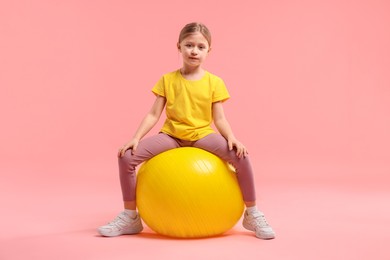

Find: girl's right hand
117;139;139;157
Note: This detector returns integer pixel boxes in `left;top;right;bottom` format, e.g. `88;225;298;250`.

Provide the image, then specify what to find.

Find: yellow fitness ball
136;147;244;238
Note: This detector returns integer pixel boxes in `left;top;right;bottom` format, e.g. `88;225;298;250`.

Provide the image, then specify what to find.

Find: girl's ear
208;47;212;53
177;42;181;51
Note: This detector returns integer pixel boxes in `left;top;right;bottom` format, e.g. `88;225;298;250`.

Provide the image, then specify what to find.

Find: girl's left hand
228;138;248;158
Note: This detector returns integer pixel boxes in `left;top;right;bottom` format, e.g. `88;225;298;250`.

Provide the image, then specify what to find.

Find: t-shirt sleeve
212;77;230;103
151;76;165;97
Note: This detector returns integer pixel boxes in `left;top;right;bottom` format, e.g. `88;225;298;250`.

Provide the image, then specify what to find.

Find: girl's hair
178;22;212;47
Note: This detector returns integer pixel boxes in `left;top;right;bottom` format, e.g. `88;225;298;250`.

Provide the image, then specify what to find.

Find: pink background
1;0;389;259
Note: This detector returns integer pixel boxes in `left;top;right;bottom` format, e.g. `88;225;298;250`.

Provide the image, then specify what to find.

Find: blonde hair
178;22;212;47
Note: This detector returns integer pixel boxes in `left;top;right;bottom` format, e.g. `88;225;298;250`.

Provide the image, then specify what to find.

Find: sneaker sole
98;225;143;237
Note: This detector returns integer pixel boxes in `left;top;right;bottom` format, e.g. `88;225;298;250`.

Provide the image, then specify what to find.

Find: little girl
98;22;275;240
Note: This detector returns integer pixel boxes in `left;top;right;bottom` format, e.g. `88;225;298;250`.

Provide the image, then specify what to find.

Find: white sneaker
242;210;275;239
98;212;143;237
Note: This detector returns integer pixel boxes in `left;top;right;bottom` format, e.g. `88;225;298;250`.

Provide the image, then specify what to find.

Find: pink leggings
118;133;256;202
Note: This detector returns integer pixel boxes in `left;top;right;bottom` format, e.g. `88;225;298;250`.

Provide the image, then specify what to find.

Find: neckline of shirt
177;69;208;82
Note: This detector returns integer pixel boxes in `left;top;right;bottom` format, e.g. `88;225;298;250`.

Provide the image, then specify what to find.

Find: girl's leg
193;134;275;240
118;133;180;208
98;133;180;237
193;133;256;204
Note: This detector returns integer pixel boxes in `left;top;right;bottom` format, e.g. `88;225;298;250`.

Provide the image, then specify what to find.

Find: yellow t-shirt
152;70;230;141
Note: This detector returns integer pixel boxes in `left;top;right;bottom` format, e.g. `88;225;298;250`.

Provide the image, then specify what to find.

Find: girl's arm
118;95;166;157
212;101;248;158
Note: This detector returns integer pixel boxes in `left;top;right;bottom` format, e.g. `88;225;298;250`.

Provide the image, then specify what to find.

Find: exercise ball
136;147;244;238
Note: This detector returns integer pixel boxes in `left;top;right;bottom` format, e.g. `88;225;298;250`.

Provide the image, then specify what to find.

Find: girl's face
178;32;211;69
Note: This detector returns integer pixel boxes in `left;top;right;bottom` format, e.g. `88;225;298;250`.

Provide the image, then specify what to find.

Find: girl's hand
228;138;248;158
118;139;139;158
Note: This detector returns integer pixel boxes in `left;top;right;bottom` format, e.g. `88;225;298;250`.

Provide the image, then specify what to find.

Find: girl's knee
118;149;134;164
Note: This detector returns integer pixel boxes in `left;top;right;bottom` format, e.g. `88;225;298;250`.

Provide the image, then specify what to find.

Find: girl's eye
185;44;192;47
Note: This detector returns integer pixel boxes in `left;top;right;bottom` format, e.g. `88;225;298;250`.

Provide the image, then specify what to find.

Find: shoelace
252;212;269;227
108;213;130;229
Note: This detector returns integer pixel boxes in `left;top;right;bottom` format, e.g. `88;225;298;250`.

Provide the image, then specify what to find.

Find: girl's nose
191;48;198;55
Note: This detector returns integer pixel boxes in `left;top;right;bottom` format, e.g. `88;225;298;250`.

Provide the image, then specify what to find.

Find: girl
98;22;275;240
